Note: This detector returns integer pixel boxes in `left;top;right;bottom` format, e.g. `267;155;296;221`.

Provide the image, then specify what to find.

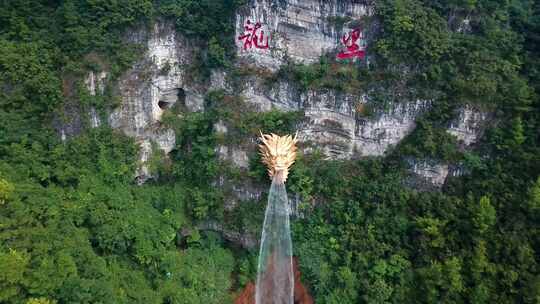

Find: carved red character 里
337;28;366;60
238;19;269;50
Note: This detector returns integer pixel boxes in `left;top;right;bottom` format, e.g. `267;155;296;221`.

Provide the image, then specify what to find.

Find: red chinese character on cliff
337;28;365;60
238;20;269;50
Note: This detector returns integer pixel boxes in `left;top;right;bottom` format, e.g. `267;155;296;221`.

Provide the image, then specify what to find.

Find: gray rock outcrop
235;0;371;69
72;4;490;190
107;22;204;183
447;105;489;147
408;106;490;188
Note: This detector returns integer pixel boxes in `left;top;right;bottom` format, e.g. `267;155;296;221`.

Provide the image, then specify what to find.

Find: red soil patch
234;257;313;304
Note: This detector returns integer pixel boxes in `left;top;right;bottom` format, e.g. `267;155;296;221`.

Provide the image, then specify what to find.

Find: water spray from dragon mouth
256;132;297;304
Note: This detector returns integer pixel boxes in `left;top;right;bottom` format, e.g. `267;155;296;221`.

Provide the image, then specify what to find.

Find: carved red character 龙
337;28;366;60
238;19;269;50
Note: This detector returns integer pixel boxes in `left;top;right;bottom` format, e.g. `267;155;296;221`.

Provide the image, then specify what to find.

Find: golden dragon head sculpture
258;132;298;183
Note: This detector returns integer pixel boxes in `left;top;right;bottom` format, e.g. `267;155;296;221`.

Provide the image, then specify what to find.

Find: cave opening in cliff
177;88;186;106
158;100;171;110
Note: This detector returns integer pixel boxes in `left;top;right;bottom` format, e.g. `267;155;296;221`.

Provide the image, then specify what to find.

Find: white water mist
255;176;294;304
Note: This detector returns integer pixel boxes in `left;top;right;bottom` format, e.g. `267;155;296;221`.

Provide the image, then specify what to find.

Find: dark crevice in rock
177;87;186;106
158;100;171;109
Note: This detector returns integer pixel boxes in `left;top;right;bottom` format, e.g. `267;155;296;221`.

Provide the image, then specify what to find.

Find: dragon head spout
258;132;298;183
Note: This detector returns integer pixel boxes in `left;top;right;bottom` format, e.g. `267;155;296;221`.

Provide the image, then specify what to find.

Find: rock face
110;22;181;144
82;4;430;181
72;4;488;188
447;105;489;147
236;75;431;159
235;0;371;69
408;106;490;188
84;71;108;128
299;99;431;158
198;221;258;249
218;145;251;168
107;21;205;183
407;158;450;188
355;101;430;156
56;70;108;141
84;70;107;97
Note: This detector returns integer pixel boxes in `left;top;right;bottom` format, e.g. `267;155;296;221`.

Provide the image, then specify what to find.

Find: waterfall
255;176;294;304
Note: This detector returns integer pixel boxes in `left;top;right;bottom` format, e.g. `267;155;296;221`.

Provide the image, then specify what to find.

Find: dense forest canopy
0;0;539;303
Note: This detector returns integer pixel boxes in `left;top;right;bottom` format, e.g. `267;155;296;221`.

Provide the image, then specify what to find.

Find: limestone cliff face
235;0;371;69
111;22;184;136
228;74;430;160
84;70;107;97
298;97;431;159
70;2;431;184
229;0;430;160
53;2;493;247
84;71;107;129
407;158;450;188
447;105;489;147
107;22;205;183
70;3;488;188
408;106;490;188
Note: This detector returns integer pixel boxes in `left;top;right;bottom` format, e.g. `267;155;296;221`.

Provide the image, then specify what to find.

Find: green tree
26;298;57;304
0;249;29;302
471;196;496;235
0;178;14;205
527;177;540;212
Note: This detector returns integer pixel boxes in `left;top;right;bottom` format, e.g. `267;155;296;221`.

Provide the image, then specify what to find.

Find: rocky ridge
65;0;489;190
